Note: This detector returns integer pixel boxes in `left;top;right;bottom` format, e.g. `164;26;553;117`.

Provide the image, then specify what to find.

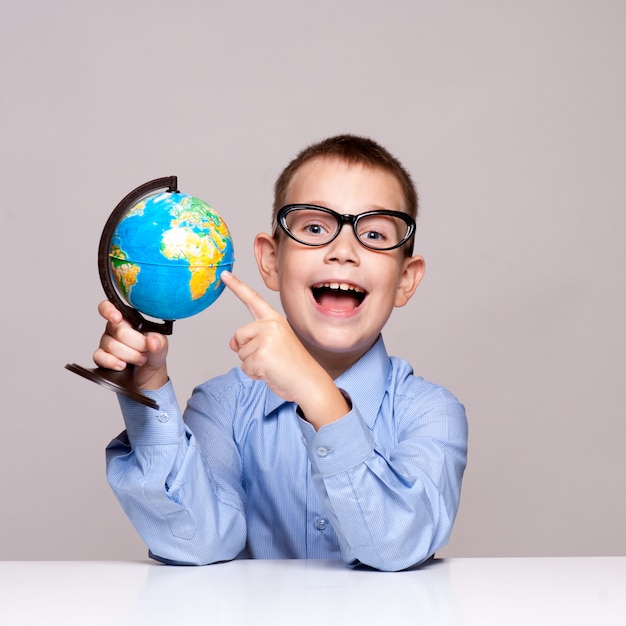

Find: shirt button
315;518;328;531
317;446;329;457
157;413;169;423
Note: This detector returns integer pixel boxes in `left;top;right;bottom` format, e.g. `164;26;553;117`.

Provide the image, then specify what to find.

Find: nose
323;223;360;264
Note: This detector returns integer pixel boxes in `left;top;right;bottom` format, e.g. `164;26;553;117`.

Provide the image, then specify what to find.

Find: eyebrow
294;201;402;214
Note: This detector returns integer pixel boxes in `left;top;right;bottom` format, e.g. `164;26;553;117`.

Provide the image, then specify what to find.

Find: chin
304;331;376;359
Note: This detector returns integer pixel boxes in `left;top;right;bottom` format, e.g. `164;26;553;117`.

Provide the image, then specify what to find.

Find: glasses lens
356;214;412;249
283;208;338;245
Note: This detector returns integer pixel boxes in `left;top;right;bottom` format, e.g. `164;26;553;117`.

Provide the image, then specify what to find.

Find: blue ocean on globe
109;191;234;321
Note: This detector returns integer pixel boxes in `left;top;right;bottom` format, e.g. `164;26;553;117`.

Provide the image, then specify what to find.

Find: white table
1;557;624;625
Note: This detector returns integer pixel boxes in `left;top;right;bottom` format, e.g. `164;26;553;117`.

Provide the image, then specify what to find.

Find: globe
109;190;235;321
66;176;232;409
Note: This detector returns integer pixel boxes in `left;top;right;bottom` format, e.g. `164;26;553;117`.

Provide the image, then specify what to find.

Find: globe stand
64;363;160;409
65;176;180;410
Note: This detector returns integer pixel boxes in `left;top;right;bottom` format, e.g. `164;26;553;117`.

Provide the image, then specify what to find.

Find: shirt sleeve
105;381;247;565
298;384;468;571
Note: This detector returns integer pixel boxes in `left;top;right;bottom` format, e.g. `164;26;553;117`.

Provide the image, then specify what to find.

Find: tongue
318;291;360;312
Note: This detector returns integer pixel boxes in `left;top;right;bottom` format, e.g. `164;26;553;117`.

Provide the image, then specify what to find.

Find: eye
304;222;328;236
357;216;395;242
360;231;385;244
286;209;335;241
357;214;409;248
361;229;385;241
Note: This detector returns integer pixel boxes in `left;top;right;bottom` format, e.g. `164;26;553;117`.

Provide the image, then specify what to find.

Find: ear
394;254;425;307
254;232;280;292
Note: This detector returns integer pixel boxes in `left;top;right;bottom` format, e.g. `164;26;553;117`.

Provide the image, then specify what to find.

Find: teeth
317;282;364;293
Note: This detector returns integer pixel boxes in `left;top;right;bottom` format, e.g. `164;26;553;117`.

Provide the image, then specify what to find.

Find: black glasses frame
276;204;416;252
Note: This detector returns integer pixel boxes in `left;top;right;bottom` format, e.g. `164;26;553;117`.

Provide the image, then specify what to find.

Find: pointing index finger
221;270;276;321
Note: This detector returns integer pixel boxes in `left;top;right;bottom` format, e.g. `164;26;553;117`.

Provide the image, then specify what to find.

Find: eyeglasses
275;204;416;252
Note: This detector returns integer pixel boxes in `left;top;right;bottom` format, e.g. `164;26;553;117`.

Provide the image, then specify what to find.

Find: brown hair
273;134;418;225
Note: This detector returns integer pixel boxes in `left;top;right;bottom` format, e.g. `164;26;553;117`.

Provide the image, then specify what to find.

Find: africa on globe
109;191;235;321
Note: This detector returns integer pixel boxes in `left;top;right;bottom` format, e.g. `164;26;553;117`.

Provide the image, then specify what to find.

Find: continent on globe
109;191;235;321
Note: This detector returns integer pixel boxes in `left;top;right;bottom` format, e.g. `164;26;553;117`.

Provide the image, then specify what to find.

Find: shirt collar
263;335;391;429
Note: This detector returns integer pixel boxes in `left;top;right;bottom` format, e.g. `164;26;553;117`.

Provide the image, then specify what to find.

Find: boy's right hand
93;300;169;391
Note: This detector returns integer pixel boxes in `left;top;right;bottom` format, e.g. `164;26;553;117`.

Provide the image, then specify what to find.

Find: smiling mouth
311;282;367;311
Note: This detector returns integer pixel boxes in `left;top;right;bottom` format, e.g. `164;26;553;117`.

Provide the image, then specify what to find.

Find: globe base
65;363;159;410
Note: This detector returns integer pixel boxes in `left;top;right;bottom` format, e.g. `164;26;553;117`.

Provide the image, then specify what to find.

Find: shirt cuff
117;381;185;445
298;390;375;476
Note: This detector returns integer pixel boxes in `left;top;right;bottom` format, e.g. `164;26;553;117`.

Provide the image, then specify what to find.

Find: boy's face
255;157;425;374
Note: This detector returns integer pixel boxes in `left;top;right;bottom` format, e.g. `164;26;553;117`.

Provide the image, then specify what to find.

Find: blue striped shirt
106;336;467;571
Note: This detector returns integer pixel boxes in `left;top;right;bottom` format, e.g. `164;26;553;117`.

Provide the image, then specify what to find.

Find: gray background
1;0;624;561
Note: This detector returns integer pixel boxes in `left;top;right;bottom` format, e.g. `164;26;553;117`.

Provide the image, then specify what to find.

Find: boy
97;134;467;571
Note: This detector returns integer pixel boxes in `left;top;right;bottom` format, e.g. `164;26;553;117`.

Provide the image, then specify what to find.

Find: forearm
105;387;246;565
296;375;352;431
300;405;467;571
314;450;462;571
